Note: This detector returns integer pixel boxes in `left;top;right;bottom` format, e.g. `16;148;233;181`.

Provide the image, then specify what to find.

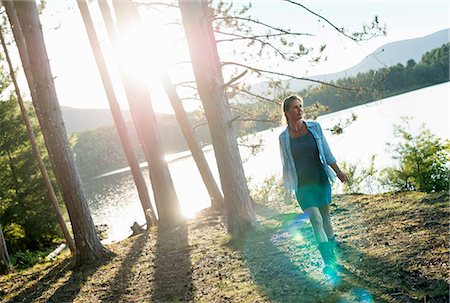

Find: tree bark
160;73;224;209
178;0;257;236
0;18;76;255
77;0;157;227
104;1;183;228
0;227;12;274
13;1;108;265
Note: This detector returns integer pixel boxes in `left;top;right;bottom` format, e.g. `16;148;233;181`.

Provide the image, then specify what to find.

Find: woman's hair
282;94;303;123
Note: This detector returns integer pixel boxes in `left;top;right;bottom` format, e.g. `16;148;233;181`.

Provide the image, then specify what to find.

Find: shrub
249;174;285;204
340;155;378;194
341;161;363;194
10;249;51;270
381;118;450;193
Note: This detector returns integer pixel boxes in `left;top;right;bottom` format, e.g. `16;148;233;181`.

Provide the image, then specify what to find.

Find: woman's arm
330;162;349;183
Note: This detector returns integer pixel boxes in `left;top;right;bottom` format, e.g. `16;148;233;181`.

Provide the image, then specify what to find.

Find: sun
115;20;194;114
117;25;166;85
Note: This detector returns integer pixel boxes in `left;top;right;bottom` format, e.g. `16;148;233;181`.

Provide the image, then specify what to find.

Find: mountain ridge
287;28;449;91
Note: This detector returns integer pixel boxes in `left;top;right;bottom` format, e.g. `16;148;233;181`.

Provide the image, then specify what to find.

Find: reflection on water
84;172;147;243
84;83;449;242
83;146;221;242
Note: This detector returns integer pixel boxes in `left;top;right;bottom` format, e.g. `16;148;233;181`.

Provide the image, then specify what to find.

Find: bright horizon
20;1;450;113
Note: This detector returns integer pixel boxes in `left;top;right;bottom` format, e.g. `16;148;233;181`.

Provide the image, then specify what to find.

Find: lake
83;83;449;242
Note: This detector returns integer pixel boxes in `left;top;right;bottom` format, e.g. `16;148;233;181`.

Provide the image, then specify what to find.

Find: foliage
361;155;379;194
300;43;449;112
340;155;378;194
72;111;213;179
340;161;364;194
72;125;131;179
326;113;358;135
249;174;285;204
381;118;450;193
9;248;53;270
0;98;63;254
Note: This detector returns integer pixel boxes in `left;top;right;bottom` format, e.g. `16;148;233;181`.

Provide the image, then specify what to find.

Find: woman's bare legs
304;207;328;243
319;204;335;240
306;205;338;276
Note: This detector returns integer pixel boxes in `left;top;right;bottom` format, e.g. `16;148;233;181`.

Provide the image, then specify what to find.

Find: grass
0;191;448;302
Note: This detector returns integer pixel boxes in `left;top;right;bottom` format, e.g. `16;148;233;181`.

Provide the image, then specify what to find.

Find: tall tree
13;0;108;265
0;19;76;255
102;0;183;227
0;99;62;254
77;0;156;227
179;0;257;236
0;226;11;274
161;72;224;209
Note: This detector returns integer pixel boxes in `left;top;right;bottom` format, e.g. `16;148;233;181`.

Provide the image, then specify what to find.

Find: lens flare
339;288;374;303
353;288;374;303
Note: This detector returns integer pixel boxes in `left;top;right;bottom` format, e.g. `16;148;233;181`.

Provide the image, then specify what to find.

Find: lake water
84;83;449;242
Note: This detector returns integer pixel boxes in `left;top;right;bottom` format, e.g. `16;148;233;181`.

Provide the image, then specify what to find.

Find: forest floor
1;191;448;303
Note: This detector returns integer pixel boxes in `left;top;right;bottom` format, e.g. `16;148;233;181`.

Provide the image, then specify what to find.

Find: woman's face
285;98;304;122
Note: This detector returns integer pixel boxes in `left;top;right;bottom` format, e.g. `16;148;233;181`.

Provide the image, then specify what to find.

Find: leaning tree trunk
77;0;156;227
0;18;76;255
13;1;108;265
161;73;224;209
179;0;256;236
0;226;12;274
105;1;183;228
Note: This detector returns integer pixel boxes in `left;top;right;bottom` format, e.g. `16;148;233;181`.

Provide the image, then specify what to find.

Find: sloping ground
1;191;448;302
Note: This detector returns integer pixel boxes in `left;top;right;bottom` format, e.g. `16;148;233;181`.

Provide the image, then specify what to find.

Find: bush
340;155;378;194
341;161;363;194
249;174;285;204
381;118;450;193
10;249;52;270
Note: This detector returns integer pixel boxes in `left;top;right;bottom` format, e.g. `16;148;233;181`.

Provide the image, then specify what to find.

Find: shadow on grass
46;253;113;302
100;232;149;302
7;251;113;303
5;259;71;303
229;211;340;303
338;241;449;302
151;223;193;302
240;204;394;303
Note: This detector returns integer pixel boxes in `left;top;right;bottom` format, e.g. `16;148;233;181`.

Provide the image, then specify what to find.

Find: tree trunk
104;1;183;228
0;18;76;255
77;0;157;227
13;1;108;265
178;0;257;236
160;73;224;209
0;227;12;274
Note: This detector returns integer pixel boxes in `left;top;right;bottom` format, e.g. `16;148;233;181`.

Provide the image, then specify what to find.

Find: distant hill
287;28;449;92
61;107;130;135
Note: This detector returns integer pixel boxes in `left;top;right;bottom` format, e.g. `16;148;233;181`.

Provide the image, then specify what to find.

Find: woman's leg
319;204;334;240
304;207;328;243
305;207;337;275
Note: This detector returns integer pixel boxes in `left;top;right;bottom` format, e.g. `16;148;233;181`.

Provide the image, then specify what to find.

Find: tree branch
231;86;282;105
214;16;295;35
223;70;248;88
222;61;364;91
215;29;313;43
281;0;385;43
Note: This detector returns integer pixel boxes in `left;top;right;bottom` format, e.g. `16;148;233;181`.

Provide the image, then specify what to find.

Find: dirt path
1;191;448;302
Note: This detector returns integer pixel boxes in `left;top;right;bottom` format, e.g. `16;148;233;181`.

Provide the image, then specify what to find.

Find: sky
15;0;450;113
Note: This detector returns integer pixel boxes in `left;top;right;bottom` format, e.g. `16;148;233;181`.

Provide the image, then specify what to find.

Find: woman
279;95;348;277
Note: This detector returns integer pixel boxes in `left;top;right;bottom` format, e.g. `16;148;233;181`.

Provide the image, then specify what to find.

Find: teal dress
290;130;331;210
